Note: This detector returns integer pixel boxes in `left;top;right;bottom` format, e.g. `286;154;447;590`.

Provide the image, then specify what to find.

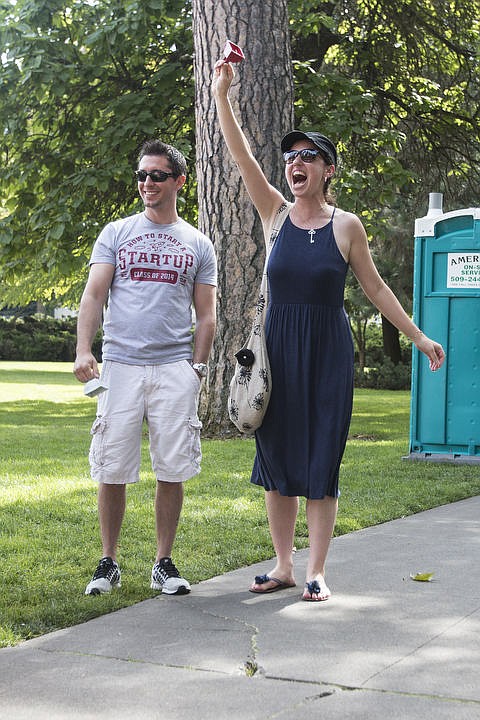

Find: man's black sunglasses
283;149;322;164
135;169;176;183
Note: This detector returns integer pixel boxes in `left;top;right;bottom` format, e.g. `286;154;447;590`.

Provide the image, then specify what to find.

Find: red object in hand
223;40;245;64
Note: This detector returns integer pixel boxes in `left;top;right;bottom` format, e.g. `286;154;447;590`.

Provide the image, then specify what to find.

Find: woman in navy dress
213;61;445;601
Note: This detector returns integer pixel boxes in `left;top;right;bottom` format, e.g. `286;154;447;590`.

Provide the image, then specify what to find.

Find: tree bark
192;0;294;435
381;315;402;364
349;317;367;371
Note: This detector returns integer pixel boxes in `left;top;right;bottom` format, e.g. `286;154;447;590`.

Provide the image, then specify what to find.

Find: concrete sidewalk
1;497;479;719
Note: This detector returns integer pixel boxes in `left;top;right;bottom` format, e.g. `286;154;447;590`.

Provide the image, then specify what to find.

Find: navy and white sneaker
85;556;121;595
151;557;191;595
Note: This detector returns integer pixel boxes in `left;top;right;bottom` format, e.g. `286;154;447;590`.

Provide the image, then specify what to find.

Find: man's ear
175;174;187;192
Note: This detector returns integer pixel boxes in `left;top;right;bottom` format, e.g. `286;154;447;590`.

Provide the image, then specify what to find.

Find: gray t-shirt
90;212;217;365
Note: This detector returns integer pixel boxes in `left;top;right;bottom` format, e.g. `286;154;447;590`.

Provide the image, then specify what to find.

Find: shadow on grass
2;389;479;647
0;472;272;646
1;399;93;423
0;368;77;386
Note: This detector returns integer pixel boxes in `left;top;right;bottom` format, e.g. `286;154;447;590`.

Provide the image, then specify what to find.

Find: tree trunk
192;0;294;435
350;317;367;371
381;315;402;364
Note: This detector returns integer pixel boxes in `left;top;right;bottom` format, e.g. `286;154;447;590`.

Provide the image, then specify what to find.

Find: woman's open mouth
292;170;307;188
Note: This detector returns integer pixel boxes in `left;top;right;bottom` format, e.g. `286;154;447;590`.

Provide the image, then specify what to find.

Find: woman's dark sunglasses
135;169;176;183
283;149;321;164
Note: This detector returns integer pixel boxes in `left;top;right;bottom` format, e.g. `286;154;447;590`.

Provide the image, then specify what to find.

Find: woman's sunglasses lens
283;149;319;164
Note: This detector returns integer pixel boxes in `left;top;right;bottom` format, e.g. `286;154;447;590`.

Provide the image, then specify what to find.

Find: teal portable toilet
406;194;480;464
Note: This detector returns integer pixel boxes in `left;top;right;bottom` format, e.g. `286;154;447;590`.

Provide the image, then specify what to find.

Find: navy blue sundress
250;211;354;499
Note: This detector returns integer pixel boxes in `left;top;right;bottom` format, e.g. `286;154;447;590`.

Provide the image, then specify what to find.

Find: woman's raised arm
212;60;284;224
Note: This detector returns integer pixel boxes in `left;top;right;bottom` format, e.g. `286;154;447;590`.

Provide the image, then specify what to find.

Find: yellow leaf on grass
410;572;434;582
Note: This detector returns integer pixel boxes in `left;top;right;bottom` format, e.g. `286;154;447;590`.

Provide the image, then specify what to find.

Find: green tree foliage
289;0;480;218
0;0;478;317
0;0;194;306
288;0;479;358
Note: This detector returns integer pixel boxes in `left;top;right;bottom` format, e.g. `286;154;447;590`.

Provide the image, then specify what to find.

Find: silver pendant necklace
308;229;316;243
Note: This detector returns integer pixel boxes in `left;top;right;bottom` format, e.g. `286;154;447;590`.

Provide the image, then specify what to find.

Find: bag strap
266;201;293;258
256;201;292;323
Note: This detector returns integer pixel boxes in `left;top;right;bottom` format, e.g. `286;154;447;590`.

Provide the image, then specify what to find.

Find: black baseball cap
281;131;337;166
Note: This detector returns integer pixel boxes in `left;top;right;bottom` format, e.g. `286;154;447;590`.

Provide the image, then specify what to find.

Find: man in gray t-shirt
74;139;217;597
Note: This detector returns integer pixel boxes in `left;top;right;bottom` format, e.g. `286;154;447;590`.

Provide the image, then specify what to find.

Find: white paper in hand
84;378;108;397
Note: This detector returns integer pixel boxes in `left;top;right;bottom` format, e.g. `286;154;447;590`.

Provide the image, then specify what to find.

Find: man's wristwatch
192;362;208;378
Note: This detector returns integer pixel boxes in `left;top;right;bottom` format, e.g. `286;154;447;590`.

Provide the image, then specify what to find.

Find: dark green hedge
1;315;411;389
355;358;412;390
0;316;102;362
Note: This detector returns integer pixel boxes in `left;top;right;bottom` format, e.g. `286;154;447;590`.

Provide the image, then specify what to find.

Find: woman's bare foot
302;575;331;601
249;567;295;593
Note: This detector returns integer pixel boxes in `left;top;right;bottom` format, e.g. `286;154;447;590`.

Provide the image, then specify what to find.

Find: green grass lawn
1;361;479;647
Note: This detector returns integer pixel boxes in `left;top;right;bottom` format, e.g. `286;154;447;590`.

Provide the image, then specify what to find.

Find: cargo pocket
89;416;108;469
187;417;203;471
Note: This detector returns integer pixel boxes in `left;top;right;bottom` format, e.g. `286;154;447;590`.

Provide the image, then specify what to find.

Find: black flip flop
249;574;296;594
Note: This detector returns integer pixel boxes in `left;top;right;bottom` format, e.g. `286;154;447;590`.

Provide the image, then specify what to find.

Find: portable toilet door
407;194;480;464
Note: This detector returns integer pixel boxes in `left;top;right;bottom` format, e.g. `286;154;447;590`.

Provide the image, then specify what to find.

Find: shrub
0;316;102;362
355;358;412;390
